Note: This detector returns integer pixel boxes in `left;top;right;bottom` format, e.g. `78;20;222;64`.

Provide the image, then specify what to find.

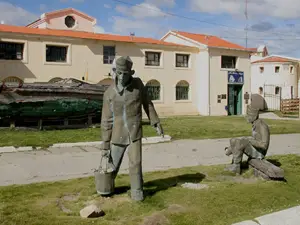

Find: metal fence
263;84;282;111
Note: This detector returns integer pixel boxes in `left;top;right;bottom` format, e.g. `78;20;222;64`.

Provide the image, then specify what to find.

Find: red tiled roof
172;31;247;50
252;56;295;64
26;8;96;27
247;47;257;52
0;24;192;48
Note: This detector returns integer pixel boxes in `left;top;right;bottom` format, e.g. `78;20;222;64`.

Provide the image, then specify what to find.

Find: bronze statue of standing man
224;105;270;174
100;56;163;201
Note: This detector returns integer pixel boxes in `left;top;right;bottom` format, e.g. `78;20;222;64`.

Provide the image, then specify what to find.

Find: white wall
251;62;299;99
163;33;210;115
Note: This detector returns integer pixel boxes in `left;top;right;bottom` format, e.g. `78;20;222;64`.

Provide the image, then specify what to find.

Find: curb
0;135;172;153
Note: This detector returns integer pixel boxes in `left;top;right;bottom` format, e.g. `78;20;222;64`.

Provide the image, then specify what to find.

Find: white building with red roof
0;8;253;116
251;55;300;110
162;30;252;116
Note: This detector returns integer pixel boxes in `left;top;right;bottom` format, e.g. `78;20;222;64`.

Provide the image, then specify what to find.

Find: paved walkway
0;133;299;186
259;112;299;120
232;205;300;225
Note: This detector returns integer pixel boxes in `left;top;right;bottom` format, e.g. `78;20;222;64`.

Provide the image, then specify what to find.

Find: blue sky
1;0;300;57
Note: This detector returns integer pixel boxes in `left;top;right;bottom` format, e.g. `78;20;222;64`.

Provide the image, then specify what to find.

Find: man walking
100;56;163;201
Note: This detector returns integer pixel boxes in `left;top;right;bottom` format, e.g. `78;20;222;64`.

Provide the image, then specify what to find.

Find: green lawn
1;116;300;147
1;154;300;225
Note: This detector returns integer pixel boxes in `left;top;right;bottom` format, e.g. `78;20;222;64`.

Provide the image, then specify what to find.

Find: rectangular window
0;41;24;60
275;66;280;73
221;56;237;69
290;66;294;74
145;51;161;66
46;45;68;62
176;54;189;67
259;66;264;73
103;46;115;64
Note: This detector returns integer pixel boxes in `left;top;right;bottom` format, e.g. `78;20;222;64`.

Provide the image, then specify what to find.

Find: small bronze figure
100;56;163;201
224;105;270;174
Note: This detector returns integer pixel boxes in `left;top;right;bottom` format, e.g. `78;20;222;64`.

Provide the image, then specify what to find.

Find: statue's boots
224;163;241;175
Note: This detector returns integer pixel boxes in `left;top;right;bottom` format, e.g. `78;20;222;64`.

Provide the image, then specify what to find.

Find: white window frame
143;49;164;69
174;81;192;103
145;79;164;103
43;41;72;65
220;55;238;70
0;38;28;64
174;52;192;70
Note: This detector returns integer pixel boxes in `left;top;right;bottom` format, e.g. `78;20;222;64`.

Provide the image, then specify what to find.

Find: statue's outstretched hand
100;141;111;158
154;123;164;138
101;150;110;158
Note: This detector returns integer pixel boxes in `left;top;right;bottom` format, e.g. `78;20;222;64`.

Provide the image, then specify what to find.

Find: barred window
145;79;160;100
145;51;161;66
176;80;189;100
176;54;189;67
0;41;24;60
221;55;236;69
49;77;63;83
46;45;68;62
103;46;115;64
2;76;23;84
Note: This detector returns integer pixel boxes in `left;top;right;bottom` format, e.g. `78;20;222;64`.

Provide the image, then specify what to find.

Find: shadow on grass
266;159;282;167
114;173;206;197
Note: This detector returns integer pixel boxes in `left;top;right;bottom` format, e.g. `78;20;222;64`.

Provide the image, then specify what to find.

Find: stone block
80;204;105;218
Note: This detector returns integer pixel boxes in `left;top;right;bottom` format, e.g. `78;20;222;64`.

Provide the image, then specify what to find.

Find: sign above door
228;71;244;84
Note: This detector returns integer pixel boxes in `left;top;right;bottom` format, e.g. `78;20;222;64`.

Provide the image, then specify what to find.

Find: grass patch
0;116;300;147
0;154;300;225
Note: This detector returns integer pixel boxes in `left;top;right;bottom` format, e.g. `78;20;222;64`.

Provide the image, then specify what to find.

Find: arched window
259;87;263;95
145;79;160;100
49;77;63;83
2;76;23;84
275;86;280;95
98;78;113;86
176;80;189;100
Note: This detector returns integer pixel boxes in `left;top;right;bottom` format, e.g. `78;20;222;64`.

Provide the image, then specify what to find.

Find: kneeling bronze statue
224;105;270;174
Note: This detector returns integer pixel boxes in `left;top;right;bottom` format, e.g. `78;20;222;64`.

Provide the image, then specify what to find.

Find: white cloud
0;2;38;26
115;2;166;19
94;25;105;33
189;0;300;19
184;24;300;57
104;4;111;9
112;16;170;37
145;0;175;8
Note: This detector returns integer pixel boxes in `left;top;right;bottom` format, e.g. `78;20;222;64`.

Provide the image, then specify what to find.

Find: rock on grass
80;204;105;218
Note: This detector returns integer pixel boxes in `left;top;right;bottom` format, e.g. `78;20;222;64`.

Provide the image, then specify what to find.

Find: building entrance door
228;84;243;115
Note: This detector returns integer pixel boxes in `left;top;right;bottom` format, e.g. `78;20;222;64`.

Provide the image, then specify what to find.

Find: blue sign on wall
228;71;244;84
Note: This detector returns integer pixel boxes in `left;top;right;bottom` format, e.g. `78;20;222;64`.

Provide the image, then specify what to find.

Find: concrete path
259;112;299;120
232;205;300;225
0;133;299;186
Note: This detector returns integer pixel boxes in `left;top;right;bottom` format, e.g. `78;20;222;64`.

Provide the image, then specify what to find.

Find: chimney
130;32;135;40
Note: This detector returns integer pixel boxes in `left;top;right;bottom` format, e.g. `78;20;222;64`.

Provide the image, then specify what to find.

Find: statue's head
113;56;135;87
245;105;259;123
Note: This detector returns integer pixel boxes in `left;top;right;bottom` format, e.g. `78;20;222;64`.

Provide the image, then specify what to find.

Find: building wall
209;48;251;115
0;33;199;117
45;13;95;32
251;62;299;99
162;33;210;115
